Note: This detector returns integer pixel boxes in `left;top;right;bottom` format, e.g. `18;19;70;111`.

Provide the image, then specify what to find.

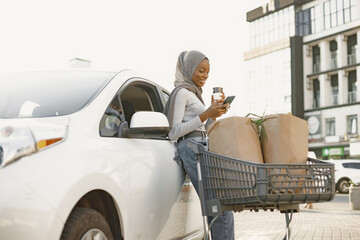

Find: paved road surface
234;194;360;240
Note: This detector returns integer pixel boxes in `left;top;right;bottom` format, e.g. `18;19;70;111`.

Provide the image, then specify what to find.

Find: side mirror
119;111;170;138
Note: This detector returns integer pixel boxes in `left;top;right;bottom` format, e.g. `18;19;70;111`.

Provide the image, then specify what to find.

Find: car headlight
0;125;65;169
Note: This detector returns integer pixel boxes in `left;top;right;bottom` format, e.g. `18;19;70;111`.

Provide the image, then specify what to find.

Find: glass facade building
244;5;296;116
249;6;295;49
246;48;291;115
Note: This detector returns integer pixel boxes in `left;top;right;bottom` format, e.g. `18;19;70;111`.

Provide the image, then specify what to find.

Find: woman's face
192;58;210;88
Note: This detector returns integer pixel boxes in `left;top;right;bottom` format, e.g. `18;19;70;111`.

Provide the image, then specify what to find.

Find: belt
177;131;207;143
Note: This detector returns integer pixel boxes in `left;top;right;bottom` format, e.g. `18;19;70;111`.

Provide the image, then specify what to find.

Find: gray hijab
164;50;208;127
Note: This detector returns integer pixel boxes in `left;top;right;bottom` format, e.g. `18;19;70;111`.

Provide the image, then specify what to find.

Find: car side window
99;80;166;138
99;95;124;137
162;90;169;102
343;162;360;169
119;81;163;126
354;163;360;169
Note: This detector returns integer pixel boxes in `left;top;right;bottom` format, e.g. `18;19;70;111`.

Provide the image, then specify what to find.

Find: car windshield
0;71;116;118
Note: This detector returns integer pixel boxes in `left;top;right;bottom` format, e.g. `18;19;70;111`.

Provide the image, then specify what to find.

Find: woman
164;50;234;240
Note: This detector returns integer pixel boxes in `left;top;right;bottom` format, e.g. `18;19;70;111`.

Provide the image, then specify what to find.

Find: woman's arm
168;90;203;140
168;89;228;141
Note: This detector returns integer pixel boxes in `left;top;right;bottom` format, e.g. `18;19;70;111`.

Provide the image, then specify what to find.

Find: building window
313;46;321;73
344;0;351;23
313;79;320;108
296;8;312;36
331;0;338;27
254;20;260;48
274;11;279;41
311;7;317;33
330;40;338;69
331;74;339;105
330;50;337;69
324;0;356;29
326;118;336;136
347;34;357;65
324;0;331;29
348;70;357;103
347;115;358;135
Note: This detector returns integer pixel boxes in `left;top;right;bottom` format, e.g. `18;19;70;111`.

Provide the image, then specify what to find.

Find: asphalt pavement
234;194;360;240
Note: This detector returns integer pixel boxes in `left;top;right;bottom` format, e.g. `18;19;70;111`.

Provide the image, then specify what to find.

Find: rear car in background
328;159;360;193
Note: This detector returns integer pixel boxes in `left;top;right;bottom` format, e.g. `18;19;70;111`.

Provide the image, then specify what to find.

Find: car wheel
61;207;113;240
337;179;350;194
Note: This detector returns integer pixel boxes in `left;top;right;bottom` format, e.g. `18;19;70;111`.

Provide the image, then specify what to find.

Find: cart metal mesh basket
190;143;335;217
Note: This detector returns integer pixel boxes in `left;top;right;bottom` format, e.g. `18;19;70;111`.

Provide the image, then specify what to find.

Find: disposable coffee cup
213;87;223;101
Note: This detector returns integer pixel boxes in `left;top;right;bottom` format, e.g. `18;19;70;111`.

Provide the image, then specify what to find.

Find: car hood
0;116;70;128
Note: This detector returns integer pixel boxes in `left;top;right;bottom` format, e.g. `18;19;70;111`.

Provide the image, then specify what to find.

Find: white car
328;159;360;193
0;70;204;240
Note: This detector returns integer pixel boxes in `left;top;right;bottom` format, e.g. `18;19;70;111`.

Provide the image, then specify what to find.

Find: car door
154;87;203;240
343;162;360;183
99;78;202;239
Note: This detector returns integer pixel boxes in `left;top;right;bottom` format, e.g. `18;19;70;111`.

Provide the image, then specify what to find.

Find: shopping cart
188;142;335;240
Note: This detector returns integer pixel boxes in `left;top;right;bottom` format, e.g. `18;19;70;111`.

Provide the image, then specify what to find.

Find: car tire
337;178;350;194
61;207;113;240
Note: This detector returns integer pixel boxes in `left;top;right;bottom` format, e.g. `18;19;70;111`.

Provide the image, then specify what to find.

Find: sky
0;0;268;116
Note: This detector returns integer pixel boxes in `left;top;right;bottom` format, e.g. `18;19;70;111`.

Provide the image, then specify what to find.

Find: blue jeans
176;137;235;240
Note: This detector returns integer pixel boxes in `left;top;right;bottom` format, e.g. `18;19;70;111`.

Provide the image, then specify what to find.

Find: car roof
328;160;360;167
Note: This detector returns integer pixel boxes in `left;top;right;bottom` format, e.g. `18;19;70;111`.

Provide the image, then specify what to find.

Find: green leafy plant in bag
245;112;267;148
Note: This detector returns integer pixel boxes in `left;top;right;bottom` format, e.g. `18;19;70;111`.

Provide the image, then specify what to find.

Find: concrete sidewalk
234;194;360;240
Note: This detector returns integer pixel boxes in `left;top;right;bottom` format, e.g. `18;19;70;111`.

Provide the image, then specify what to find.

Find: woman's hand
211;92;230;111
199;100;228;122
212;92;226;104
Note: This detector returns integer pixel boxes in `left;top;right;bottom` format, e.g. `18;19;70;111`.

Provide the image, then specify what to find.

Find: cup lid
213;87;223;93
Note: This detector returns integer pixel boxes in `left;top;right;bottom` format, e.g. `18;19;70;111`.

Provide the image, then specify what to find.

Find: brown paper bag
208;116;263;164
262;113;308;164
207;116;263;198
261;113;309;193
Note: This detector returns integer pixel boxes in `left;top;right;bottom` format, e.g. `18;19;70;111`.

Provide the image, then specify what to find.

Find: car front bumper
0;172;63;240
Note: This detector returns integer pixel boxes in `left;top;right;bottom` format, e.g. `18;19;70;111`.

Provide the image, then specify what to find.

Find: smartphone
223;95;235;105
